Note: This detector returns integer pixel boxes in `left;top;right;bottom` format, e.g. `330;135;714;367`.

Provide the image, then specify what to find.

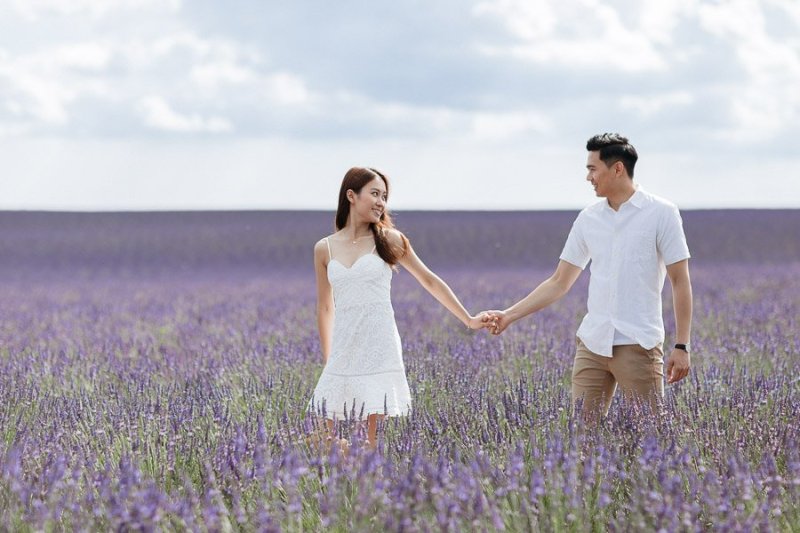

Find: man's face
586;151;616;198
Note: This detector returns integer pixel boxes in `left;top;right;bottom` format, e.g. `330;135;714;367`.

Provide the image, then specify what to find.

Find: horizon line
1;206;798;215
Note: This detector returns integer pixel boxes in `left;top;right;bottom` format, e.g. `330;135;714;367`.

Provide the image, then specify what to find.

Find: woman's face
349;177;387;224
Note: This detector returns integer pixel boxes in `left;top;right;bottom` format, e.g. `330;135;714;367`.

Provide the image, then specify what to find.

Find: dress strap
325;237;333;262
371;245;377;254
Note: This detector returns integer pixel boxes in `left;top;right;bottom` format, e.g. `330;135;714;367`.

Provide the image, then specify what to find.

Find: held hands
467;311;495;331
488;310;510;335
480;310;510;335
466;310;512;335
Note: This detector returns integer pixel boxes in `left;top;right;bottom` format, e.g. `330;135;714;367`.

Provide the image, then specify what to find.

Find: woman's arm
314;240;335;363
392;230;486;329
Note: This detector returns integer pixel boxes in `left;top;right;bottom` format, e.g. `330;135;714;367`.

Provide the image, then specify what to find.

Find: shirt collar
628;187;646;209
603;186;645;212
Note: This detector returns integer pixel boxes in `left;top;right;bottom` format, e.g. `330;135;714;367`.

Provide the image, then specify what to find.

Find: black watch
674;343;690;353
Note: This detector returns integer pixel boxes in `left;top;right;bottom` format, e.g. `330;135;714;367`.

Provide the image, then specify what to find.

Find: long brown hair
335;167;408;266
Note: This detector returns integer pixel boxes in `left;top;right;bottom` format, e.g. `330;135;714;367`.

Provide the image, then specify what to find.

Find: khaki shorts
571;338;664;420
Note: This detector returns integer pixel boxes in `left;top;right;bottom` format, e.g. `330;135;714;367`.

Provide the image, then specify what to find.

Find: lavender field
0;209;799;531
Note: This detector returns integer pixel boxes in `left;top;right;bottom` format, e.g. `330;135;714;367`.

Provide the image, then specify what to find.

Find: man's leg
571;338;617;424
608;344;664;416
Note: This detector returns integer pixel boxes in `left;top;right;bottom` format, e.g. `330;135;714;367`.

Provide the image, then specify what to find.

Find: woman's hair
335;167;408;266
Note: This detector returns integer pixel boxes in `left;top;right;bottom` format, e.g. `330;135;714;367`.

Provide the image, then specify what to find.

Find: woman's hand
467;312;494;330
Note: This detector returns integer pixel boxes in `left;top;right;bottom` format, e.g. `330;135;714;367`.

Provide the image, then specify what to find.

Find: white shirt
560;188;690;357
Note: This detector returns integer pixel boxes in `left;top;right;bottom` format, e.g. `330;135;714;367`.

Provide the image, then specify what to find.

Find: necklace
350;235;371;244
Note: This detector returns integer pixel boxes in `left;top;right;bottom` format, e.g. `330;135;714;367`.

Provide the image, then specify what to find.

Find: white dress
309;239;412;419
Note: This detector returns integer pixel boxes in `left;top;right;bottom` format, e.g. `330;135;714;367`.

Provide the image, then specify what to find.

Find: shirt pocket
628;230;658;269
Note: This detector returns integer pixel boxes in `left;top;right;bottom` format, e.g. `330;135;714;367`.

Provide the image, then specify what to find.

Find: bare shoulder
314;237;332;260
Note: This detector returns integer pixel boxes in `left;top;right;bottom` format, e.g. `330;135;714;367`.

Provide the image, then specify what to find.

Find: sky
0;0;798;211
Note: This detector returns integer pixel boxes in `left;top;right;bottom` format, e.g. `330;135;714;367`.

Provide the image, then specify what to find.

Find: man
488;133;693;421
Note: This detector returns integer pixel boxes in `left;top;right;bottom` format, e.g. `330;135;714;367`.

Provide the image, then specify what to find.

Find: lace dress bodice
328;254;392;309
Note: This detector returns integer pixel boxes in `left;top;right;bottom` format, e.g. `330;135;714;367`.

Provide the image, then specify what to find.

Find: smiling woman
308;166;492;450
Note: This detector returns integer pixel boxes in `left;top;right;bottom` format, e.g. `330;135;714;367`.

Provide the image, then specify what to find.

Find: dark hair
586;133;638;178
335;167;408;266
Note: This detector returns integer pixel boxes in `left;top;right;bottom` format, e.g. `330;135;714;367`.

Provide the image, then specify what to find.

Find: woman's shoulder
314;235;335;257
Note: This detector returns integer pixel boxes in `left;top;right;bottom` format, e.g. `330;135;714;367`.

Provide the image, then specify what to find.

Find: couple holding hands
310;133;693;449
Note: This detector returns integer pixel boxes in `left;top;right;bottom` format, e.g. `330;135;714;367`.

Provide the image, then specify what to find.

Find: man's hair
586;133;638;178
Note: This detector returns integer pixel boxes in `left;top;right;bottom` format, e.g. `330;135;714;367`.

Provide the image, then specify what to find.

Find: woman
309;167;488;450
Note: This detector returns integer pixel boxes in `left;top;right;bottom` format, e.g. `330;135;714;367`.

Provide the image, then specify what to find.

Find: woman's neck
343;218;372;241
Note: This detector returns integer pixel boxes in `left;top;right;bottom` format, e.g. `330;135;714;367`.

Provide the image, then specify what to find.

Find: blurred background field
0;209;798;531
2;209;798;279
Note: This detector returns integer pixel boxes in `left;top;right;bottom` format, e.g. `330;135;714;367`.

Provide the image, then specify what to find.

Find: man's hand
485;310;511;335
467;312;494;330
666;348;691;384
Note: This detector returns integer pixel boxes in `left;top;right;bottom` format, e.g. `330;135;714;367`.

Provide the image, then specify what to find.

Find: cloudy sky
1;0;798;210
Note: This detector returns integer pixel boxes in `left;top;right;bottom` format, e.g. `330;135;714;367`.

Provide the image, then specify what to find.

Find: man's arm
665;259;692;383
489;260;583;334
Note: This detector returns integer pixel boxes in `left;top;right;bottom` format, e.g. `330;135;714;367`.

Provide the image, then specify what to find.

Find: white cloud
619;91;693;117
639;0;697;45
0;122;31;137
696;0;757;39
696;0;800;140
8;0;181;20
140;96;232;133
364;99;460;134
51;43;113;71
0;45;110;124
125;32;314;106
472;0;557;41
336;94;549;142
262;72;312;106
471;110;550;141
148;32;236;61
0;24;317;134
474;0;800;142
473;0;668;72
191;61;255;89
766;0;800;25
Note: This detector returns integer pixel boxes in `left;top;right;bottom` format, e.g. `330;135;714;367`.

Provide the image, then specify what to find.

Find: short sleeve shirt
560;188;690;357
